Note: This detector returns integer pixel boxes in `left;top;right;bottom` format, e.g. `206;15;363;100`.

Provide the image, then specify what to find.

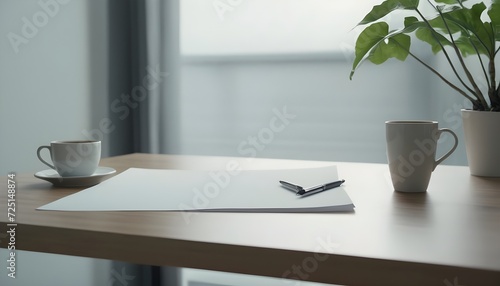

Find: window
181;0;383;56
175;0;467;165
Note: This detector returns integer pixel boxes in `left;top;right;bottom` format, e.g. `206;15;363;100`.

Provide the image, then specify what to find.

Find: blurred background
0;0;468;285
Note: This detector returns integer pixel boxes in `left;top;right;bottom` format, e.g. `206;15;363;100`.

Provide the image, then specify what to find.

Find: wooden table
1;153;500;285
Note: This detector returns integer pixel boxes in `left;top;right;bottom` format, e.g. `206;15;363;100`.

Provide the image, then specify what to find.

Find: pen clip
279;180;304;194
297;179;345;196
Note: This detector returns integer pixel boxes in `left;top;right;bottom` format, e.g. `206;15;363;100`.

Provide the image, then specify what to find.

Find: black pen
279;179;345;196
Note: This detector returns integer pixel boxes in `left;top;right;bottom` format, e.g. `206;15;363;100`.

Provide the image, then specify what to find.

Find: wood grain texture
1;153;499;285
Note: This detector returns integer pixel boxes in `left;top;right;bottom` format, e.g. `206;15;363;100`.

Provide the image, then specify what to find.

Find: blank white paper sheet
37;166;354;212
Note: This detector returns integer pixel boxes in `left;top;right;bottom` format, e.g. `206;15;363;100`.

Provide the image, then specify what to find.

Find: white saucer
34;166;116;187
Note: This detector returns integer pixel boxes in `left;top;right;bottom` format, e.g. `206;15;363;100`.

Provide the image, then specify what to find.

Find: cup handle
37;146;55;170
434;128;459;170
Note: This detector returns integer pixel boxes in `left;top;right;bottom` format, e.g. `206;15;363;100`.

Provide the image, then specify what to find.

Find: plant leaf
350;22;411;79
454;34;486;56
369;33;411;64
415;24;453;53
351;22;390;79
434;0;468;4
429;3;493;56
357;0;419;26
403;16;421;32
488;0;500;41
400;16;453;54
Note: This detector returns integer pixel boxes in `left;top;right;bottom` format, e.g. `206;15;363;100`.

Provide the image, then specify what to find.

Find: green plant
350;0;500;111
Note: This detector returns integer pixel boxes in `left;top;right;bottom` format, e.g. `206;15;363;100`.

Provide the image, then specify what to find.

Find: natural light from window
180;0;384;56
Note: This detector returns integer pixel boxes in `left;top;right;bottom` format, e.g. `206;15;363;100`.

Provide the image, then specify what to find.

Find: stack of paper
38;166;354;212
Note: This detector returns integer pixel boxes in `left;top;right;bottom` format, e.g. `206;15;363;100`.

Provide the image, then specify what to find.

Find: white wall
0;0;109;174
0;0;111;285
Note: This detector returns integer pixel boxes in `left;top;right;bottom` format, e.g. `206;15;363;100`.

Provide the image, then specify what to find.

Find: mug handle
37;146;55;170
434;128;459;170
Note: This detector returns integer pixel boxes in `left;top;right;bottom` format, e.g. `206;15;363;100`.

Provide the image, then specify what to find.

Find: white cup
37;140;101;177
386;121;458;192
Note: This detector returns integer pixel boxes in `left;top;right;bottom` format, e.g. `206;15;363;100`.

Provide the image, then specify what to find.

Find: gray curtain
107;0;180;156
106;0;181;285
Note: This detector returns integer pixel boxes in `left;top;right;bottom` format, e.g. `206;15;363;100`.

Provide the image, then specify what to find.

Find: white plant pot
462;109;500;177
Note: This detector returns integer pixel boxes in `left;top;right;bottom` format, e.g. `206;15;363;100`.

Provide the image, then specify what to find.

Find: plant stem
463;28;492;91
415;6;477;98
430;3;489;109
404;47;478;105
489;56;498;110
473;44;491;90
495;41;499;108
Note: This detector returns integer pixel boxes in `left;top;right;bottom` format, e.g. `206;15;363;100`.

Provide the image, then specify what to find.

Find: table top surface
1;153;500;285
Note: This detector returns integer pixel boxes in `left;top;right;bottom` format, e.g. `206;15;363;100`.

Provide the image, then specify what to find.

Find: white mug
386;121;458;192
37;140;101;177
